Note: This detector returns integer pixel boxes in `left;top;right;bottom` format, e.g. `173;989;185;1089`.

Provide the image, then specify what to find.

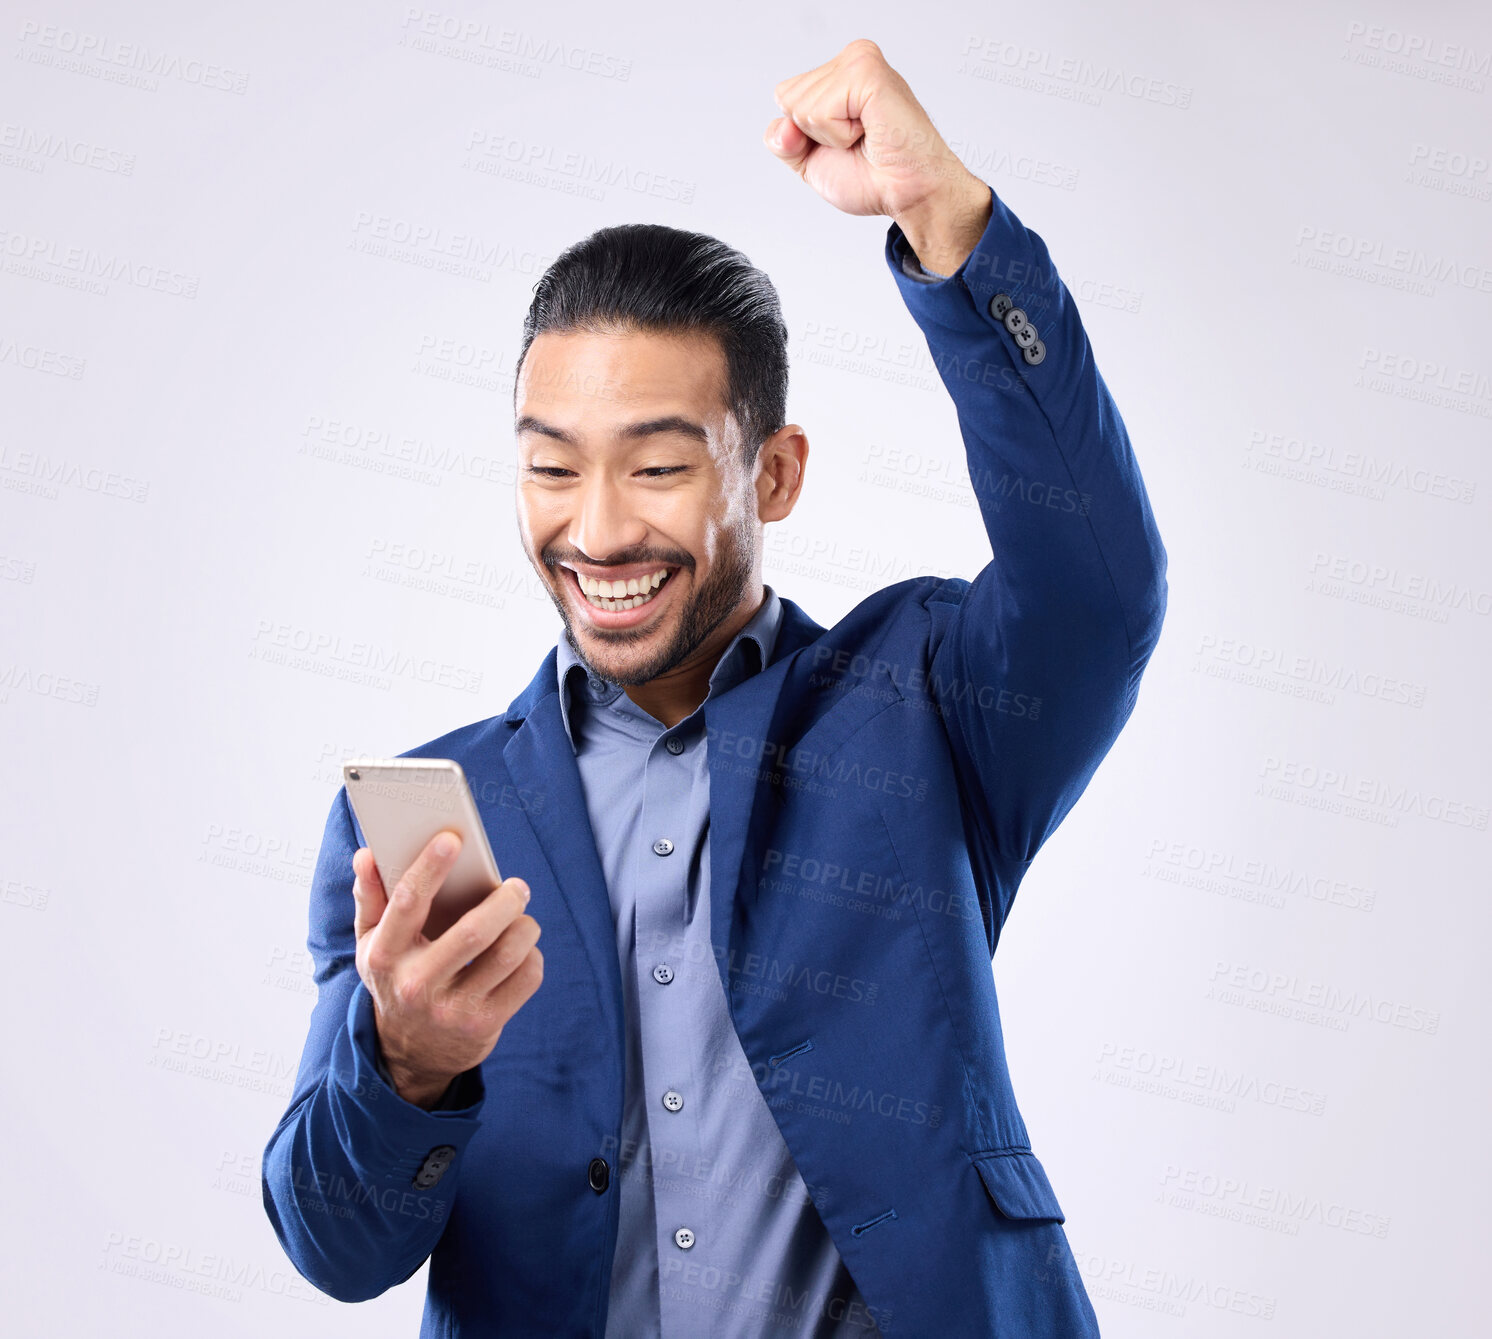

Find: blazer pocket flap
971;1150;1066;1223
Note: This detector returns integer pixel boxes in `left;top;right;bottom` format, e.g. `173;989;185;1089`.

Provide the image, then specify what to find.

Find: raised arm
763;38;1166;938
886;181;1168;924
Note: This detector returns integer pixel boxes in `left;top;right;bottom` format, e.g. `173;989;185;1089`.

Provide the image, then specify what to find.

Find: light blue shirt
557;583;884;1337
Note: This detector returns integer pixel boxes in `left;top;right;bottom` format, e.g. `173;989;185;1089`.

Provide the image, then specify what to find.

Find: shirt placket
630;716;713;1334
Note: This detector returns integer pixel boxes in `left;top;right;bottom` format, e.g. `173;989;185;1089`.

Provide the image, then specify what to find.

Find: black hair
514;223;789;470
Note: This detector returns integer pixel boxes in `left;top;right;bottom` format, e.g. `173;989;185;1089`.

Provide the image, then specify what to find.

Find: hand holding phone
351;832;544;1108
343;758;503;941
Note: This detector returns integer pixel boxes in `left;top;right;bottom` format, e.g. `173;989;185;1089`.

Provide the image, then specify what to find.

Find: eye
524;465;689;479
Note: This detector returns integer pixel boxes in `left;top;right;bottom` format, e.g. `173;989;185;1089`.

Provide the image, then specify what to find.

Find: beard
548;517;755;689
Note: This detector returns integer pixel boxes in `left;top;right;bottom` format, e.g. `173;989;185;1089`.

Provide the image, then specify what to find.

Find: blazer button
413;1144;457;1189
1012;321;1039;349
588;1157;610;1193
1003;307;1029;336
989;292;1014;319
1022;339;1047;366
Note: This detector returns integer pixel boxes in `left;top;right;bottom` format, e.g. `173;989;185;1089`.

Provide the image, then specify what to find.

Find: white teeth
572;566;672;612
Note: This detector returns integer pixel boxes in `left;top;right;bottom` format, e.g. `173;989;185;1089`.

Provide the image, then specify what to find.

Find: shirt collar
555;583;783;748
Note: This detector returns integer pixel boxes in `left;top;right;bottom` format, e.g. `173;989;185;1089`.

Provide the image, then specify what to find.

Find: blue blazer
263;184;1168;1337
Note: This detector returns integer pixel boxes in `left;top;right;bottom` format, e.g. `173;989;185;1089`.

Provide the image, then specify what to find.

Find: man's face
514;326;760;688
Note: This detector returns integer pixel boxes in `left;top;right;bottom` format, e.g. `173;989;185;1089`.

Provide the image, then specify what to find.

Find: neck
621;583;766;728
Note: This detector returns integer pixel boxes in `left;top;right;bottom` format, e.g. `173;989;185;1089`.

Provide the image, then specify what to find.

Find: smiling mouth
562;564;679;614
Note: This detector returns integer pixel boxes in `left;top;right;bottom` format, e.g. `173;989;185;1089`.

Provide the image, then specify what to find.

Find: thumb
763;116;813;172
351;847;388;942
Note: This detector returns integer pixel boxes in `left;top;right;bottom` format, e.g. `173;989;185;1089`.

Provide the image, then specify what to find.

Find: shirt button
588;676;605;692
653;838;674;856
673;1226;696;1250
653;963;675;984
665;736;685;755
662;1089;684;1112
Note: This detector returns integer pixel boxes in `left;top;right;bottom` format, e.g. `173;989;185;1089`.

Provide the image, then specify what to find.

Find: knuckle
393;975;426;1012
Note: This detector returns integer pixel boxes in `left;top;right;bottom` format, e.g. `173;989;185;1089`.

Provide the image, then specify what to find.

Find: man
263;38;1166;1338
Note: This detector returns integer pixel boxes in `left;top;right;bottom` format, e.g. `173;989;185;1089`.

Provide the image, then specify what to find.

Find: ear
755;424;809;523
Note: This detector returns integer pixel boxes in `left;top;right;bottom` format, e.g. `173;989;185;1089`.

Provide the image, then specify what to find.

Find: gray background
3;1;1488;1334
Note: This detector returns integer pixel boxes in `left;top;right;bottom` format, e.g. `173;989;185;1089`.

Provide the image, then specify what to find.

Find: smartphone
342;757;503;941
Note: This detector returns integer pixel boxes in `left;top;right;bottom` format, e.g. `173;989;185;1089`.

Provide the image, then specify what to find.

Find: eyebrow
514;414;709;447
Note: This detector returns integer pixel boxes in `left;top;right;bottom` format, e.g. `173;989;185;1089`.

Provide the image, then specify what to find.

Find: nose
569;472;647;566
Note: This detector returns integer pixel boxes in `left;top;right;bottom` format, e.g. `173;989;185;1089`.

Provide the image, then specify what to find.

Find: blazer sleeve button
412;1144;457;1189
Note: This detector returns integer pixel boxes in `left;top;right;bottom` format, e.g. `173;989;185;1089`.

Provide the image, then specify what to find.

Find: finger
451;910;541;1001
772;65;815;111
777;62;866;153
373;828;463;953
481;944;545;1022
772;48;839;112
421;876;531;983
775;94;859;153
763;116;813;170
351;847;388;940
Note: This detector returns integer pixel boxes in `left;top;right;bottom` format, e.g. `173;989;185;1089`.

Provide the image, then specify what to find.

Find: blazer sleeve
885;182;1168;929
260;787;488;1303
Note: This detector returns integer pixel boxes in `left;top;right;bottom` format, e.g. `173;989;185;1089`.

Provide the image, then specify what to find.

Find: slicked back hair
515;222;789;472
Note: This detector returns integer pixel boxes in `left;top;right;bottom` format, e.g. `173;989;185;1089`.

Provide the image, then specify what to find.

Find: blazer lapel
500;650;625;1064
703;595;823;1000
496;594;827;1048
